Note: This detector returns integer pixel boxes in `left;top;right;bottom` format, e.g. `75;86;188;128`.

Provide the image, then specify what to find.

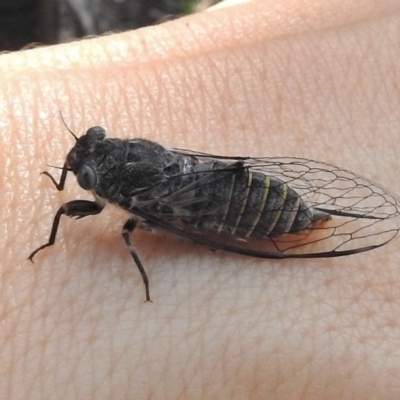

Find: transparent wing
131;151;400;258
173;151;399;218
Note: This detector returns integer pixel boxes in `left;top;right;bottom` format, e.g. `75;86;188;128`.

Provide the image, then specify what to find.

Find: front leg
28;200;103;261
41;162;70;191
122;218;152;303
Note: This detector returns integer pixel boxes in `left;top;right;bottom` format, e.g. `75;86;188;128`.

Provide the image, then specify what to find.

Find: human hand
1;0;400;398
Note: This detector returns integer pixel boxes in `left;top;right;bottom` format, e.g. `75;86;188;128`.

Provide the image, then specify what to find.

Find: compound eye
86;126;106;140
77;165;97;190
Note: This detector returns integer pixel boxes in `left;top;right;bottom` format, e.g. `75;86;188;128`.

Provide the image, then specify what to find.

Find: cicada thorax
183;161;330;239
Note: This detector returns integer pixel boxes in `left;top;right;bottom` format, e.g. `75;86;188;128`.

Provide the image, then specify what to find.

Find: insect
29;126;400;302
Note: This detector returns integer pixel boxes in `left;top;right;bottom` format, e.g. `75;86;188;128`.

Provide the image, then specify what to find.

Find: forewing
135;151;400;257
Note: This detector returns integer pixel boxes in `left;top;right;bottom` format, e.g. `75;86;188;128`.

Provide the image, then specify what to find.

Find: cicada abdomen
178;163;330;239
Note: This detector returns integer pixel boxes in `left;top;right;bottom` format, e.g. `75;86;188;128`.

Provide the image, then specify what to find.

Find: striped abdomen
191;167;328;239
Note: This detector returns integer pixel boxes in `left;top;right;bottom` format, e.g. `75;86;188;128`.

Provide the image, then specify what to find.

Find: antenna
59;111;78;141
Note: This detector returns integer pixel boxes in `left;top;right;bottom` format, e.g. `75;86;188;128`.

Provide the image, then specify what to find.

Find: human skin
1;0;400;398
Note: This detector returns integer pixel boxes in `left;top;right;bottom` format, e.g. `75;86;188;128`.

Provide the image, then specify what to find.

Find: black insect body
29;127;400;302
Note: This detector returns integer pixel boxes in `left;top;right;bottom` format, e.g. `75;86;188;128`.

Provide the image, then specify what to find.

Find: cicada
29;127;400;302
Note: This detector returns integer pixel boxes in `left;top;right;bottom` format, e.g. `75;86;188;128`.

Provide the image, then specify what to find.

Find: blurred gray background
0;0;221;51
